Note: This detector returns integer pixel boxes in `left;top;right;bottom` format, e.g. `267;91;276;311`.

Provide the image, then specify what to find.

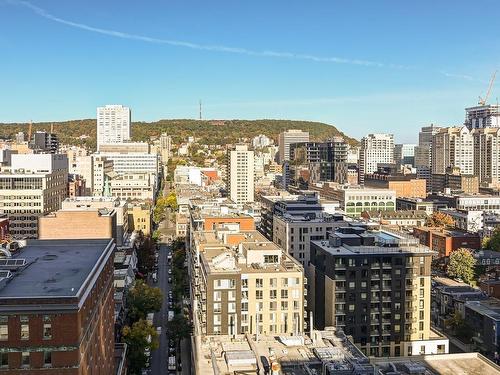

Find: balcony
382;263;392;269
371;263;381;269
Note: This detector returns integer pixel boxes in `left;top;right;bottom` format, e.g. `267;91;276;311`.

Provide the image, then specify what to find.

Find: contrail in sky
6;0;410;69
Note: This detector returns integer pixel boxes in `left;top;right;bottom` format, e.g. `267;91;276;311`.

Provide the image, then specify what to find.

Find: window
43;322;52;340
213;315;221;325
228;291;236;301
213;291;222;302
214;303;222;313
256;290;263;299
242;279;248;288
43;351;52;367
20;316;29;340
270;278;277;288
281;290;288;299
21;352;29;367
0;353;7;367
281;301;288;310
256;279;263;288
228;302;236;313
270;290;277;299
264;255;279;263
241;302;248;312
0;316;7;341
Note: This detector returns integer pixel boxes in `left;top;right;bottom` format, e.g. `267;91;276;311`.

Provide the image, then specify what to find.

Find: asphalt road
149;232;192;374
149;241;171;374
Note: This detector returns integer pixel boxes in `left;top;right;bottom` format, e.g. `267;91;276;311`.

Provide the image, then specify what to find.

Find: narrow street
149;207;192;374
149;241;171;374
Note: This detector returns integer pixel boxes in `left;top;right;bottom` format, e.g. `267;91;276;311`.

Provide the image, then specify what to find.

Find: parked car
168;277;172;283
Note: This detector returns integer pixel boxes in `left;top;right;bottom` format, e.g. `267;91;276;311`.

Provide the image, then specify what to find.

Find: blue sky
1;0;499;142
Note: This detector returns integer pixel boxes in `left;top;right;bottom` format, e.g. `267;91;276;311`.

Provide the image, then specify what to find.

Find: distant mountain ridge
0;119;357;150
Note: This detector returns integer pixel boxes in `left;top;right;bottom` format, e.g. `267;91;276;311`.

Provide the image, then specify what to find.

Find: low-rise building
439;209;484;232
0;239;116;373
465;298;500;359
127;203;151;235
62;197;129;246
431;167;479;194
413;227;481;257
396;197;449;215
364;173;426;198
431;276;487;329
108;172;155;201
38;208;117;242
176;213;188;238
361;210;427;228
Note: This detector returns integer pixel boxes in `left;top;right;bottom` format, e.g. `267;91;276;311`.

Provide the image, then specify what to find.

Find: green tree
122;319;159;375
127;280;163;323
135;233;156;274
447;248;476;284
425;212;454;228
488;228;500;251
166;314;193;342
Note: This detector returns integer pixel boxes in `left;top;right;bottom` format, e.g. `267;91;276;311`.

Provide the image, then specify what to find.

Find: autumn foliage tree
425;212;454;228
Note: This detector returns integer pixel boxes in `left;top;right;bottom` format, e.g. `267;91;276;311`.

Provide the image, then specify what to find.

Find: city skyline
1;1;499;142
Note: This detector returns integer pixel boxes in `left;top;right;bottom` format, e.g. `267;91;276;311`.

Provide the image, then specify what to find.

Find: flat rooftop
373;352;500;375
0;239;113;299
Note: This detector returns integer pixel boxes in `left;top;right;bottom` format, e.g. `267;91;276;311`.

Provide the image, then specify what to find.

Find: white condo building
278;129;309;163
97;105;131;151
359;133;394;183
228;144;254;204
431;126;474;175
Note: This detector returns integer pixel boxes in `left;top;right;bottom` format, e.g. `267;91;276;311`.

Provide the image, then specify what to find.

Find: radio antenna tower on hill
199;99;202;120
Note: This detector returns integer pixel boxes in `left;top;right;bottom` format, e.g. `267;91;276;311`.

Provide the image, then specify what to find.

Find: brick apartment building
0;239;115;374
413;227;481;257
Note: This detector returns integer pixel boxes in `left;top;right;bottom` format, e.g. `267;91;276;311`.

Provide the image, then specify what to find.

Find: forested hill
0;119;357;150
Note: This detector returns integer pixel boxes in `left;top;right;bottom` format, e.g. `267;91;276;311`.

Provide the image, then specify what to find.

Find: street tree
166;314;193;343
135;233;156;274
447;248;476;284
127;280;163;323
122;319;159;375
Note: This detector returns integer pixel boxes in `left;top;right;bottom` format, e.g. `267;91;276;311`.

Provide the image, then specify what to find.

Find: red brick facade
0;249;115;374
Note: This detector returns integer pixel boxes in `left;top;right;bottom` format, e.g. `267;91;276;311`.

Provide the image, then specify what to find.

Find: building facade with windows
97;105;131;151
227;144;254;204
193;226;304;337
359;134;394;184
0;239;115;373
324;185;396;217
431;126;474;175
0;154;68;239
278;129;309;163
309;225;448;357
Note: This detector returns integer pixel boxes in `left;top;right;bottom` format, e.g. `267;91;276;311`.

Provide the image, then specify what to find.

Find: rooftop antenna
199;99;202;120
28;120;32;140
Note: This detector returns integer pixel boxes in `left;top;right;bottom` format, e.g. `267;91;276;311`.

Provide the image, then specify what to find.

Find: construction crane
478;70;497;106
